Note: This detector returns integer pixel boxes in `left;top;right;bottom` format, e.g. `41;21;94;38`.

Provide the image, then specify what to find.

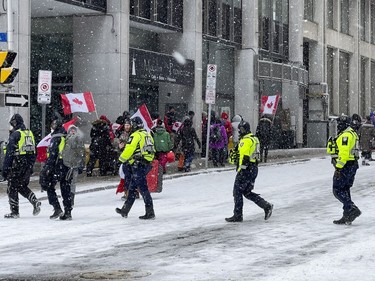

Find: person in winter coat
231;114;243;147
327;114;362;225
164;106;176;134
115;116;156;220
153;119;173;173
256;115;273;163
209;119;228;167
359;116;375;165
221;112;232;141
174;118;201;172
225;120;273;222
2;114;41;219
86;116;113;176
39;118;73;220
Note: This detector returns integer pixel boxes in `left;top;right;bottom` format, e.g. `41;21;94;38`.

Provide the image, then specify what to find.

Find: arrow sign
5;94;29;107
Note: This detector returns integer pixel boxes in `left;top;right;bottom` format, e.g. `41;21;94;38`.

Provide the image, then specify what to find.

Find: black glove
2;171;8;181
334;169;341;179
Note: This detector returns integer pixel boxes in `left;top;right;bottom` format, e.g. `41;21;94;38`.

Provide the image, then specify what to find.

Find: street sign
205;89;216;104
0;33;7;42
205;64;217;104
37;70;52;104
5;93;28;107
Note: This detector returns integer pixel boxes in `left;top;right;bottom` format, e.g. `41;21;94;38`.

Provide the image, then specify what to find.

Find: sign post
37;70;52;138
205;64;217;169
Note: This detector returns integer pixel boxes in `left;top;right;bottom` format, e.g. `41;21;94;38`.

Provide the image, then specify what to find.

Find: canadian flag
260;95;280;115
61;92;96;115
131;104;153;132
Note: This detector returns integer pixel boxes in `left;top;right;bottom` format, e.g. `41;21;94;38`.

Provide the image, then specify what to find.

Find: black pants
45;165;73;212
7;167;37;214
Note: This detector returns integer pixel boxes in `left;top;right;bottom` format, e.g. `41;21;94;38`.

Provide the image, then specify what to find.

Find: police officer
116;116;156;220
40;118;73;220
225;120;273;222
328;114;362;225
2;114;41;218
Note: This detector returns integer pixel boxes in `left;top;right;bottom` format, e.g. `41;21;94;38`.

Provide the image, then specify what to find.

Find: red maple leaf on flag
72;98;83;105
266;101;273;109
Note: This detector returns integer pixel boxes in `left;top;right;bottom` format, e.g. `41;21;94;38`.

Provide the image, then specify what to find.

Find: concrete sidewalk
0;148;327;197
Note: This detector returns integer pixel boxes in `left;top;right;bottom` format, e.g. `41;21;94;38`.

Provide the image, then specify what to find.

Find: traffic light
0;51;19;84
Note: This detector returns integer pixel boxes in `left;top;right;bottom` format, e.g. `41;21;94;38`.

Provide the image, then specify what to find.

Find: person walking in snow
40;118;73;220
2;114;41;219
327;114;362;225
115;116;156;220
153;119;173;174
225;120;273;222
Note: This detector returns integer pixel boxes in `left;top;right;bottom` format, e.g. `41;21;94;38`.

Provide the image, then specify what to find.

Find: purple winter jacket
209;124;228;149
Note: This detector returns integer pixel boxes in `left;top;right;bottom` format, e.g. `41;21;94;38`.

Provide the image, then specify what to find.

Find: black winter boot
115;203;132;218
333;214;351;225
50;207;63;220
348;205;361;223
264;203;273;220
139;206;155;220
4;212;20;219
33;201;41;216
59;210;72;221
225;214;243;222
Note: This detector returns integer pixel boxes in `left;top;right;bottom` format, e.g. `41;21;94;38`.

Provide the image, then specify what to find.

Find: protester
153;119;173;174
358;116;375;166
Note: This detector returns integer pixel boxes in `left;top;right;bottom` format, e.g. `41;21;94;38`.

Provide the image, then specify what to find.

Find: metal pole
205;103;212;169
42;104;46;138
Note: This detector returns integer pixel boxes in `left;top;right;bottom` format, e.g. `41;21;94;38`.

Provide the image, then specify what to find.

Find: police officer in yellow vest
327;114;362;225
225;120;273;222
40;118;73;220
116;116;156;220
2;114;41;218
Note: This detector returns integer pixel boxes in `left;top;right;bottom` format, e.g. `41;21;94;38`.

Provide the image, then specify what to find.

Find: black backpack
210;126;222;143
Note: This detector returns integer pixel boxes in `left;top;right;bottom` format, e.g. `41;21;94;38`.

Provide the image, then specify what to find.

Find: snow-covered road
1;157;374;281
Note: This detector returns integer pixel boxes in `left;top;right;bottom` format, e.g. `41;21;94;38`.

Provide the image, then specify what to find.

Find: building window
202;0;242;44
304;0;314;22
259;0;289;60
340;0;350;35
233;0;242;44
327;47;335;115
130;0;183;30
360;0;366;41
339;51;350;115
372;4;375;44
327;0;334;29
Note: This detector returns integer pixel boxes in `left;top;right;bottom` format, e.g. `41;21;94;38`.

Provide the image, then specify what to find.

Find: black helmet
350;114;362;130
337;115;350;134
131;116;144;131
9;114;24;128
51;118;63;130
238;120;251;136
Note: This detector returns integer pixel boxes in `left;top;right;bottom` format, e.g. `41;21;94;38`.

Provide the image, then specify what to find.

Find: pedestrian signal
0;51;18;84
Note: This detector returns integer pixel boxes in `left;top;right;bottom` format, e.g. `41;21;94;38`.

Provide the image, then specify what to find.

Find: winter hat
67;125;78;134
221;112;228;120
100;115;111;124
232;114;243;123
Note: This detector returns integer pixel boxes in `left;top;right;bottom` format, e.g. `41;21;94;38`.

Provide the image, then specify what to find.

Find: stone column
234;0;258;130
73;0;129;123
288;0;304;147
0;0;31;138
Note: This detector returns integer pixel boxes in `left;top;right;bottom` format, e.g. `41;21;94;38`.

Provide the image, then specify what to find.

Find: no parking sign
37;70;52;104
